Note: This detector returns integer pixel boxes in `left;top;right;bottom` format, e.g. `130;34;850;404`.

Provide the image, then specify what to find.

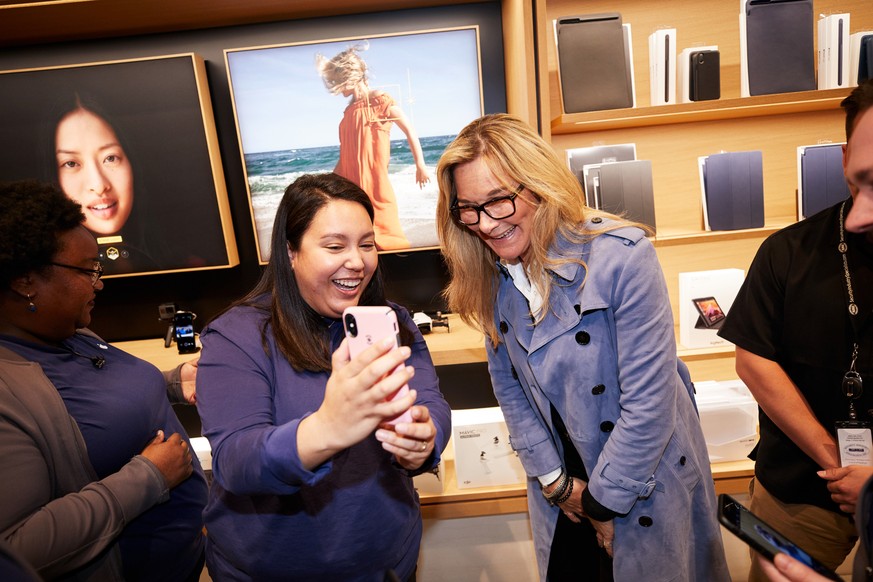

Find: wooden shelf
114;313;737;372
650;224;787;247
551;88;852;135
418;440;754;520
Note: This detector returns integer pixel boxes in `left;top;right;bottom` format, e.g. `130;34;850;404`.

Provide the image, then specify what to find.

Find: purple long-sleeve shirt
196;299;450;581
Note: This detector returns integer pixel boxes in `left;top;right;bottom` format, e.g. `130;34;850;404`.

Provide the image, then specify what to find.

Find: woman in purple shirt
196;173;450;581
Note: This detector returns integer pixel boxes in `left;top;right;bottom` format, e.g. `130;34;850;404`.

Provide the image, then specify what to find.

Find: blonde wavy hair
315;42;369;95
436;113;637;346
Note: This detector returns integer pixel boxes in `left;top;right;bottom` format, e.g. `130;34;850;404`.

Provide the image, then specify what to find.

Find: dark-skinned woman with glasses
435;115;729;582
0;180;206;581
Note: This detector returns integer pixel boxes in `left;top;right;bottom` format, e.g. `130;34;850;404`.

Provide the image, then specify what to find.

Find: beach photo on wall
0;53;239;278
225;26;484;261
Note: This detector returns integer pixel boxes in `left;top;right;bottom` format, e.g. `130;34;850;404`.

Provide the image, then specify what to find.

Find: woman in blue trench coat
435;114;730;581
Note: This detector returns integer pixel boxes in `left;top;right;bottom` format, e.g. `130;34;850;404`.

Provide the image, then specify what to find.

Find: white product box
817;14;851;89
190;436;212;471
695;380;759;463
678;268;745;349
452;407;526;489
649;28;677;106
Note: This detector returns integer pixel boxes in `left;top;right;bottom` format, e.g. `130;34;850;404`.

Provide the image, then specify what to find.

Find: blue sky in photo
226;27;483;153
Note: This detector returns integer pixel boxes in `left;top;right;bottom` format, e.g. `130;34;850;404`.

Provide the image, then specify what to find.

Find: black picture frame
0;53;239;278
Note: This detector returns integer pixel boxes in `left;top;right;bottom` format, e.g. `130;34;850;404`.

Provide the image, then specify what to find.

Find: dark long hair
237;172;406;372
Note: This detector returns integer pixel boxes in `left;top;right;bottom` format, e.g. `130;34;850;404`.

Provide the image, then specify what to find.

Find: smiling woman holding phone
196;172;450;581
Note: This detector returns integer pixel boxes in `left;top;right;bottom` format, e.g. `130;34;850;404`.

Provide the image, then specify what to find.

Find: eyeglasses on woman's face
50;261;104;285
451;183;524;226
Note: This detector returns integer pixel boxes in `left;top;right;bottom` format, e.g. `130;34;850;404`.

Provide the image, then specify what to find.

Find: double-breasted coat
487;220;730;581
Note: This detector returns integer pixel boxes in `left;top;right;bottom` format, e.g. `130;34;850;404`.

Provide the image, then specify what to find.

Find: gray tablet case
745;0;815;96
703;151;764;231
800;145;849;219
556;14;633;113
590;160;656;232
567;144;636;194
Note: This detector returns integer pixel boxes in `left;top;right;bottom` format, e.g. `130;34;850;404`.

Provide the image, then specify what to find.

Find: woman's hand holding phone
297;334;417;469
757;553;833;582
375;405;437;470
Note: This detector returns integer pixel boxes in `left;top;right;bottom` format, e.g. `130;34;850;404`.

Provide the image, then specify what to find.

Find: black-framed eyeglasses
451;183;524;226
50;261;104;285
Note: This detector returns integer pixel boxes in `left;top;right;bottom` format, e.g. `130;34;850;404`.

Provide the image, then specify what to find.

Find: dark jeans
547;405;614;581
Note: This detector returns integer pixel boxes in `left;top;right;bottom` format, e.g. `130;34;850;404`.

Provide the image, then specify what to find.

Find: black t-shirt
719;199;873;511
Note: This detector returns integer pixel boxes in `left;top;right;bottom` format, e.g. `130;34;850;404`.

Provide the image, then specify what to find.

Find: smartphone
173;311;198;354
692;296;726;329
342;306;413;425
718;494;841;581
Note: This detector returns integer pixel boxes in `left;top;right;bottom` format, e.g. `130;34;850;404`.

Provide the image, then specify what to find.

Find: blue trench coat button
599;421;614;432
638;516;653;527
499;321;508;334
575;331;590;345
591;384;606;395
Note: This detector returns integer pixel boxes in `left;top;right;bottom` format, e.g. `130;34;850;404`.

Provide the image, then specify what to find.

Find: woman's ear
287;243;296;271
9;275;33;299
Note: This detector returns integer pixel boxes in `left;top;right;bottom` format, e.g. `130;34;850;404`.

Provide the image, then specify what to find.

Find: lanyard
838;201;864;418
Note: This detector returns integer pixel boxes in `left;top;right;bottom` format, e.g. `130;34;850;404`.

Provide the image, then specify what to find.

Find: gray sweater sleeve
0;359;168;578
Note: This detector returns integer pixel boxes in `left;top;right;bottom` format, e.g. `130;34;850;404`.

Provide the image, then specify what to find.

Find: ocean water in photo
245;135;452;260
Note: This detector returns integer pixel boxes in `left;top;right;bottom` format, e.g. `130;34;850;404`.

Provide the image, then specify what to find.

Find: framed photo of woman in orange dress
226;27;485;261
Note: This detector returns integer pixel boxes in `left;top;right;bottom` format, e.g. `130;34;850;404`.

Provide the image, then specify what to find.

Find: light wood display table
115;313;754;520
418;444;753;521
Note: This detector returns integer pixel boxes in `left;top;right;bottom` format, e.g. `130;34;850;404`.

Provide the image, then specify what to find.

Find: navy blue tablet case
800;145;849;219
703;151;765;231
745;0;815;95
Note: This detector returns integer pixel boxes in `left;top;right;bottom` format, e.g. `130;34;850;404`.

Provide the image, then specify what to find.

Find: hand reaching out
180;358;198;405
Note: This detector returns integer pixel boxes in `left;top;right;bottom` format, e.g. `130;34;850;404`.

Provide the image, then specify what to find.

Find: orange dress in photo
335;92;409;250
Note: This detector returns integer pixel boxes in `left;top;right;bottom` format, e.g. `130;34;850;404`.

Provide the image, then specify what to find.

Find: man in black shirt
719;79;873;581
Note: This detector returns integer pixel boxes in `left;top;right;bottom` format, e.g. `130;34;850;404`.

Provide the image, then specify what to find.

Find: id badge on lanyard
835;352;871;467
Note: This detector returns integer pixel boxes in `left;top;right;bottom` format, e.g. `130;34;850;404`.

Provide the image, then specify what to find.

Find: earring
26;293;36;313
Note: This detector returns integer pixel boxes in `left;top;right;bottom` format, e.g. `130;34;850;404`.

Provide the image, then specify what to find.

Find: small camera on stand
158;302;199;354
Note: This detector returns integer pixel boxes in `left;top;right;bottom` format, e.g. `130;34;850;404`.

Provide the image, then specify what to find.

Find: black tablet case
556;14;633;113
745;0;815;96
800;145;850;219
703;151;764;231
860;34;873;84
690;49;721;101
591;160;656;232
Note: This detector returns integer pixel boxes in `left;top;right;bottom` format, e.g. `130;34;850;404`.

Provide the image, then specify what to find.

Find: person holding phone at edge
435;113;729;581
0;180;205;581
195;172;450;581
316;42;431;251
718;79;873;581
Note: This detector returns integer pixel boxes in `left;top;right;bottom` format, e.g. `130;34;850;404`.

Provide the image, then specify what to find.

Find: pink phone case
342;306;413;425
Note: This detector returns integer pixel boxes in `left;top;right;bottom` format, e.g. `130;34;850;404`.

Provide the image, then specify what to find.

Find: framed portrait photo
225;26;485;262
0;53;239;278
